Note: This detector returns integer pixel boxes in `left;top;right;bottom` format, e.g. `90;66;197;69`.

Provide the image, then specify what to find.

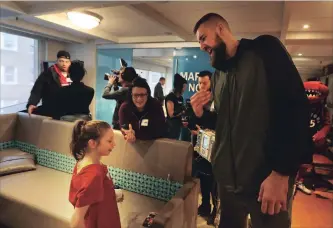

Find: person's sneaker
198;204;211;217
296;183;312;195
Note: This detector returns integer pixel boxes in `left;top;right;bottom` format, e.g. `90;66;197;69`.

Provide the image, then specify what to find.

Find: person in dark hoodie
118;77;166;142
191;13;311;228
55;60;94;121
102;67;138;130
165;73;188;140
26;50;71;117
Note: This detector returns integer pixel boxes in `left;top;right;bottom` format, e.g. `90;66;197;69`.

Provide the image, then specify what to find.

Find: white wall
46;40;67;61
132;59;167;74
66;41;97;118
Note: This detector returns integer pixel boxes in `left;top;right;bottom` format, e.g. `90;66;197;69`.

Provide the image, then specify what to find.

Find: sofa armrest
153;178;200;228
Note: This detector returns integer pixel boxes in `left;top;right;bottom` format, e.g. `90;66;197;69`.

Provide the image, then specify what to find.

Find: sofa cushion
0;113;17;143
102;132;193;184
15;113;51;145
0;148;36;176
0;165;167;228
37;119;75;156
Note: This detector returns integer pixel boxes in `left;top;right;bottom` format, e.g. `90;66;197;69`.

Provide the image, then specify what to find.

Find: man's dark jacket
154;82;164;104
27;66;63;116
201;35;313;195
55;82;94;119
102;83;128;130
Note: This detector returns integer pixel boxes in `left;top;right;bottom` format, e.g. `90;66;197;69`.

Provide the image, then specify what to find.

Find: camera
104;58;128;86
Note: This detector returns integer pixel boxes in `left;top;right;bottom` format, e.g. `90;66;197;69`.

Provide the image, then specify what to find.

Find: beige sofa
0;112;199;228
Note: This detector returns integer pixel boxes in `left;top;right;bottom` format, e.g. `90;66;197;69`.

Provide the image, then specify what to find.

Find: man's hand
191;125;201;135
28;105;36;116
258;171;289;215
313;130;326;145
190;91;211;118
108;75;117;85
121;124;136;143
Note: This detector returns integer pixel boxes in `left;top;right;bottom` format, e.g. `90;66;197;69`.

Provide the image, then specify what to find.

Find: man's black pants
218;176;295;228
192;151;218;208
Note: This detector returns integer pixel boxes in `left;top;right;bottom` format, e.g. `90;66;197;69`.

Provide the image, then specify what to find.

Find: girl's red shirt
69;163;121;228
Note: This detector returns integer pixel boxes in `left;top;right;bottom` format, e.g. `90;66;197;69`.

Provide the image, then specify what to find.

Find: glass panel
0;32;39;112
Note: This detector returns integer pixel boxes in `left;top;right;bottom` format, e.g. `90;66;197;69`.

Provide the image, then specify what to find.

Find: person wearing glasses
102;67;138;130
118;77;166;143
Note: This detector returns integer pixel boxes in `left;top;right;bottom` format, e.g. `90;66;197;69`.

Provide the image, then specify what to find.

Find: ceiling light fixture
303;24;310;29
67;11;102;29
193;55;197;59
298;53;303;56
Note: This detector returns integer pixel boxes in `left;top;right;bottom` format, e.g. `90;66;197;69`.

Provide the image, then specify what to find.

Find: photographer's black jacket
201;35;312;194
102;83;128;129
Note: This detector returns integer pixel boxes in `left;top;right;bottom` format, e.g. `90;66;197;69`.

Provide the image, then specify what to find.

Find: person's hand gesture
258;171;289;215
121;124;136;143
190;91;211;118
28;105;36;116
108;75;117;85
313;130;326;145
191;125;201;135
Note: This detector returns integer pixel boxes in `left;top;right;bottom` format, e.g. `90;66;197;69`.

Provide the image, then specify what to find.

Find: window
137;69;149;80
0;100;19;108
29;44;35;53
136;69;165;92
0;32;18;51
0;32;39;112
1;66;18;85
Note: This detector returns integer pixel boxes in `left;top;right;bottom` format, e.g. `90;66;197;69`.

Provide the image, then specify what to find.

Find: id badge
141;119;149;126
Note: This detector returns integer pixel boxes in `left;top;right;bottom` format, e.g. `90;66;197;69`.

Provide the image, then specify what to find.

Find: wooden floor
197;191;333;228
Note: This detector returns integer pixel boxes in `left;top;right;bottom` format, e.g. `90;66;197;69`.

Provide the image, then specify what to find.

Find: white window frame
1;66;18;85
0;100;19;108
0;32;18;51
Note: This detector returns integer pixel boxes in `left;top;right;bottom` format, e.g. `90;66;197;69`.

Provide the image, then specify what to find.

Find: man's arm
258;35;311;176
27;72;46;108
102;84;127;101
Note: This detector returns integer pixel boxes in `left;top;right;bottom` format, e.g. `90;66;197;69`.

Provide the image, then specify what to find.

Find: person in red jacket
119;77;167;142
68;120;121;228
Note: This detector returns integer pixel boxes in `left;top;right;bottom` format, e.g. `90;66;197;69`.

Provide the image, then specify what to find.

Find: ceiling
0;1;332;79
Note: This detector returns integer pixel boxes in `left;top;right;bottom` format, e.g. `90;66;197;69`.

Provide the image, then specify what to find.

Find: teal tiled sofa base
1;141;182;202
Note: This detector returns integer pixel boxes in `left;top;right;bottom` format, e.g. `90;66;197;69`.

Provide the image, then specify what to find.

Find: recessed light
193;55;197;59
186;58;188;61
303;24;310;29
298;53;303;56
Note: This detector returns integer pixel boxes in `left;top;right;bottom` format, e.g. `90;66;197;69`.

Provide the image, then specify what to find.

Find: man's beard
210;37;227;70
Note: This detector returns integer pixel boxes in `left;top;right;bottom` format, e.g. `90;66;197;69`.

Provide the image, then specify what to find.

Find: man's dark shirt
27;66;63;116
201;35;311;194
154;82;164;104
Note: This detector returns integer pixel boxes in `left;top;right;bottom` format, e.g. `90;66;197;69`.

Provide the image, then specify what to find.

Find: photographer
102;67;138;130
165;73;187;140
189;71;218;225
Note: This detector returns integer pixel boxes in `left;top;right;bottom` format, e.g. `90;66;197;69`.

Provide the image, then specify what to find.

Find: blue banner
173;48;215;100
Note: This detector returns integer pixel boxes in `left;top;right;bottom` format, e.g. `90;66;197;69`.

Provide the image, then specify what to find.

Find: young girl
68;120;121;228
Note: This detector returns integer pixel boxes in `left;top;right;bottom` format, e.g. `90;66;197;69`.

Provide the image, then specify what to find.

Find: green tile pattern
0;141;182;201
